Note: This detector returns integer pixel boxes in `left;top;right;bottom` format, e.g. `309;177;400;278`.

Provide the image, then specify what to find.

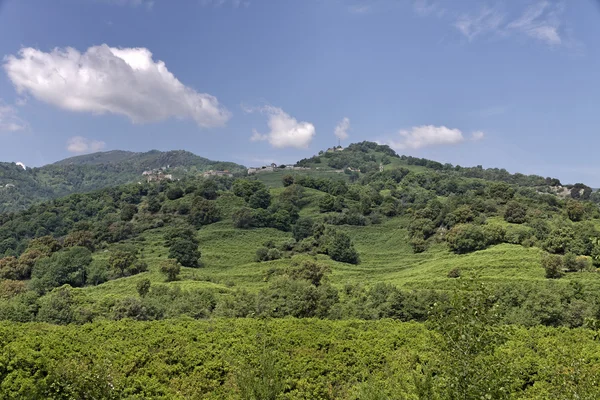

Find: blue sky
0;0;599;184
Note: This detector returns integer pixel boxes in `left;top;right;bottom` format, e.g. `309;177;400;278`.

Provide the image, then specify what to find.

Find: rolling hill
0;149;246;213
2;141;600;397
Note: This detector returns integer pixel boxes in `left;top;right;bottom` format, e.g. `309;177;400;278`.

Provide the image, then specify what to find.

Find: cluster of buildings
326;146;344;153
247;163;310;175
141;169;174;183
202;170;233;178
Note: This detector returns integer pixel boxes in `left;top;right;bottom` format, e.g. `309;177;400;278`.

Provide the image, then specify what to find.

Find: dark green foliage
188;196;221;228
328;231;360;264
168;238;201;268
292;217;314;241
137;278;151;297
504;201;528;223
30;247;93;293
120;204;138;221
166;186;184;200
446;224;488;254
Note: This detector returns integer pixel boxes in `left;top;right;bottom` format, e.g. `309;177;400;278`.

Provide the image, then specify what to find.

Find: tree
108;250;138;279
566;200;585;222
168;238;201;268
319;195;336;213
31;247;93;293
542;253;564;279
63;230;95;251
287;260;330;287
504;201;527;224
188;197;221;228
232;207;256;229
120;204;138;221
446;224;488;254
166;187;184;200
160;260;180;282
328;231;360;264
248;188;271;209
282;175;295;187
292;217;314;242
137;278;151;297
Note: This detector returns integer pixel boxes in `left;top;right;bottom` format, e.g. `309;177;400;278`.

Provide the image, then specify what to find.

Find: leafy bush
504;201;527;224
542;253;564;279
446;224;488;254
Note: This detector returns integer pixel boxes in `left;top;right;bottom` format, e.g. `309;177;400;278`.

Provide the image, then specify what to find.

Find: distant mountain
0;150;245;213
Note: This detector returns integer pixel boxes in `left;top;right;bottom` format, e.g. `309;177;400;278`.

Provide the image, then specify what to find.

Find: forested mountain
3;142;600;397
0;150;245;213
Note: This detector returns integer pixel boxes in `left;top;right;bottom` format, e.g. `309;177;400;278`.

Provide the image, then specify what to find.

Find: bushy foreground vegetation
2;312;600;399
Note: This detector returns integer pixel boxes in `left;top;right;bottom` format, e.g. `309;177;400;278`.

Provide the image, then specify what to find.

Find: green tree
188;197;221;228
166;186;184;200
160;260;180;282
446;224;488;254
542;253;564;279
328;231;360;264
31;247;93;293
292;217;314;242
566;200;585;222
168;238;201;268
120;204;138;221
282;174;295;187
137;278;151;297
504;201;527;224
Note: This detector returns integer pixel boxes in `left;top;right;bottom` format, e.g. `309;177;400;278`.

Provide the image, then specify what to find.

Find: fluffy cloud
66;136;107;154
3;45;231;128
387;125;484;150
334;117;350;141
249;106;315;149
0;101;27;132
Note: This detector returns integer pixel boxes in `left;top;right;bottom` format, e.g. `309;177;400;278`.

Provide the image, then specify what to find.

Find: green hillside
0;150;246;213
3;141;600;397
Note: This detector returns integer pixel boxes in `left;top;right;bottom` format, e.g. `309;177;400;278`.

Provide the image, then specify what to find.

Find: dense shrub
446;224;488;254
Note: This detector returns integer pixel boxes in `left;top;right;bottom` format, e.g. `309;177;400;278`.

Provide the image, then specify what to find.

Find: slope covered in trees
0;149;245;213
3;142;600;397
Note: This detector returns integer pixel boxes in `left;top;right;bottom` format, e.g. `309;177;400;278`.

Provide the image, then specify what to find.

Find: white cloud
248;106;315;149
0;101;27;132
66;136;107;154
334;117;350;141
454;6;505;41
507;1;562;45
390;125;464;150
3;45;231;128
415;1;567;47
471;131;485;141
